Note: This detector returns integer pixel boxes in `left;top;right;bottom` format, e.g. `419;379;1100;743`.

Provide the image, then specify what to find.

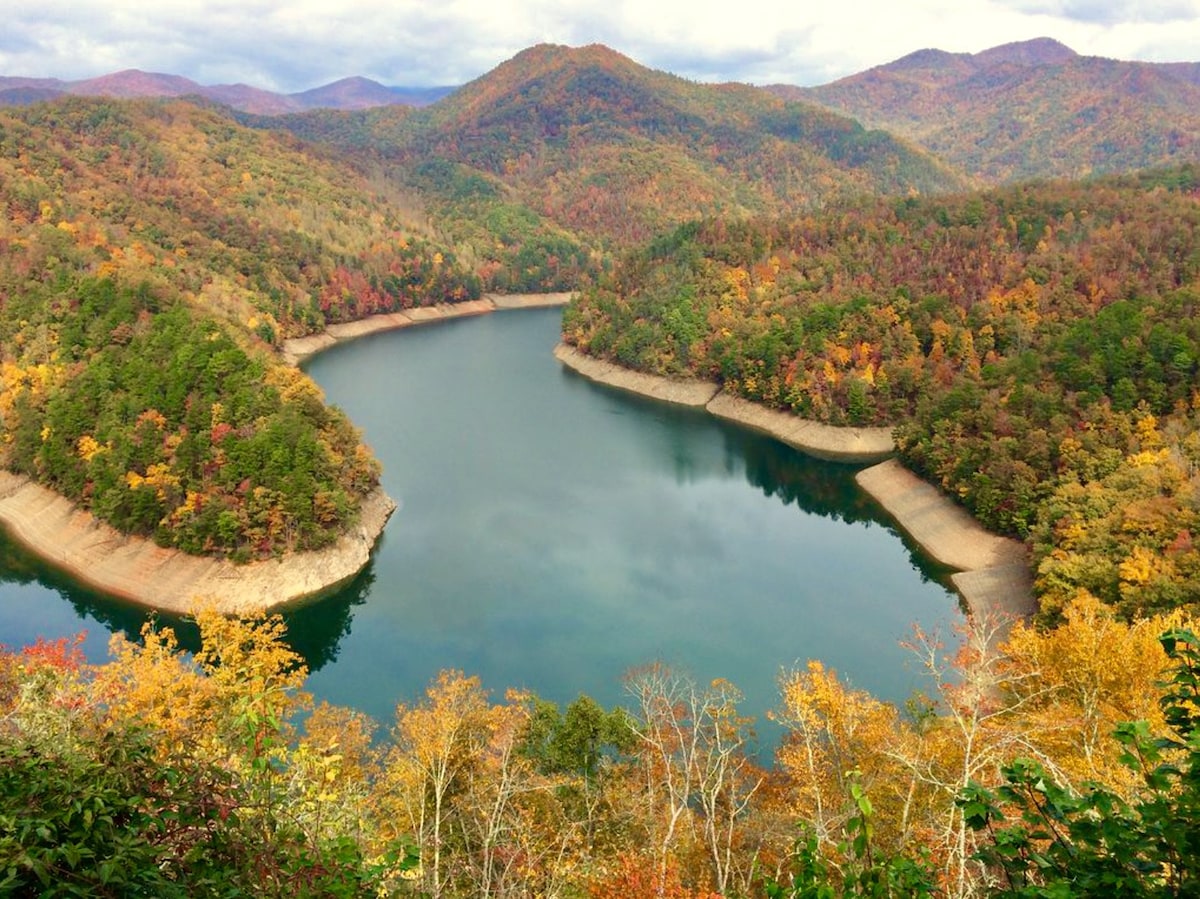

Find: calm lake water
0;307;962;745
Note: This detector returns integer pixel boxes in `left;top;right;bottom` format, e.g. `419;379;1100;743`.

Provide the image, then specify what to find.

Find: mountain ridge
776;37;1200;182
0;69;456;114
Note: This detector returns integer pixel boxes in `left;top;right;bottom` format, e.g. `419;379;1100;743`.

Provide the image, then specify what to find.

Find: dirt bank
283;293;574;364
705;393;895;463
855;459;1036;625
553;344;721;406
0;471;395;615
555;344;895;462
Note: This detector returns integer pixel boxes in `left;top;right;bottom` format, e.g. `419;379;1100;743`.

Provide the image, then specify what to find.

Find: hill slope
0;96;478;559
778;38;1200;183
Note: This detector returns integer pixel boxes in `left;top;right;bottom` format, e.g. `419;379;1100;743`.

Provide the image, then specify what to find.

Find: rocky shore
0;471;396;614
554;343;1036;625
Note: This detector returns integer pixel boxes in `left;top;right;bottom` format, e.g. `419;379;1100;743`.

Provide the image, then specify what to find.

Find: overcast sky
4;0;1199;92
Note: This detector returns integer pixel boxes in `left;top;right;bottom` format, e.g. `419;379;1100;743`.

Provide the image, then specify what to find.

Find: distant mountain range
774;37;1200;183
2;36;1198;188
0;69;455;114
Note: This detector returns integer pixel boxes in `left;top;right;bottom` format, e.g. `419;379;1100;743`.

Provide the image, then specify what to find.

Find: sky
3;0;1199;93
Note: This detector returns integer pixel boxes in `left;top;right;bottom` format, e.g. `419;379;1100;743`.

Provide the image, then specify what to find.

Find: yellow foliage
97;623;217;763
76;434;106;462
1135;412;1163;450
125;462;179;501
1118;544;1167;587
1002;591;1185;792
773;660;906;845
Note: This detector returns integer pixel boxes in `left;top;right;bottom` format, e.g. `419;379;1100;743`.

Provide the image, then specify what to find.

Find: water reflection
0;524;375;674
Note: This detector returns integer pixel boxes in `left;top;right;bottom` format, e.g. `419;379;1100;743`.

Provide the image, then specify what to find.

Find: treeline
3;597;1197;896
564;166;1200;621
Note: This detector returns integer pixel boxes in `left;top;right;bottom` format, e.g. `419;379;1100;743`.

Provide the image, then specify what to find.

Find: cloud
0;0;1197;91
1004;0;1199;26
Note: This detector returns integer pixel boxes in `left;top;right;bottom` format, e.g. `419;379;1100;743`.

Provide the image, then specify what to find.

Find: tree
960;628;1200;897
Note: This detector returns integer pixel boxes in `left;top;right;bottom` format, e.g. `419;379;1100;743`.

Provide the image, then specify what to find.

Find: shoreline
0;471;396;615
1;292;572;615
283;292;574;365
554;343;1036;624
856;459;1036;627
553;343;896;462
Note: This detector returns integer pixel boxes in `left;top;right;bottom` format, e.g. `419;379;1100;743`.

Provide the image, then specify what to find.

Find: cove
0;307;962;741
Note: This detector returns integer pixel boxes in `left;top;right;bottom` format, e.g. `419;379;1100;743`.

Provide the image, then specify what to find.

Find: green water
0;307;961;743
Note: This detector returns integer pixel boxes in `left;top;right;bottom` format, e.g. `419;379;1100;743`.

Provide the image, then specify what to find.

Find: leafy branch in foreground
959;628;1200;897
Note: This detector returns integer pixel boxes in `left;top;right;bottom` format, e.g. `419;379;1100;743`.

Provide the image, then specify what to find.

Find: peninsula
0;294;573;614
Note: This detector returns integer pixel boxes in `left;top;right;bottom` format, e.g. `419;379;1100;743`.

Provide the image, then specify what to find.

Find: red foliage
20;633;87;673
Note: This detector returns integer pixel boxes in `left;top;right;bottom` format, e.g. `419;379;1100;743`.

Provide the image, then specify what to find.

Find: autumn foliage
2;596;1196;896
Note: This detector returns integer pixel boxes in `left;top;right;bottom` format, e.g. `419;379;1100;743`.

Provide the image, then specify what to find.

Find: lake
0;307;962;746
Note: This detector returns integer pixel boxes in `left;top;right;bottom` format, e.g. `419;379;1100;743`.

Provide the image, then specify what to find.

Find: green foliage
1;278;379;558
0;732;383;898
519;693;636;779
766;777;938;899
960;629;1200;897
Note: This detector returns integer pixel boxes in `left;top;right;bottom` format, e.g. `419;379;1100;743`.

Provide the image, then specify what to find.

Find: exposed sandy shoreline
552;344;721;406
1;293;572;615
283;293;574;365
554;343;1036;625
554;344;896;462
706;393;896;463
0;471;396;615
855;459;1036;627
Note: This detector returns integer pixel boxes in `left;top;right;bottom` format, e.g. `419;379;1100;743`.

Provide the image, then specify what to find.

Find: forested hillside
564;166;1200;621
784;38;1200;183
0;97;479;557
247;43;966;289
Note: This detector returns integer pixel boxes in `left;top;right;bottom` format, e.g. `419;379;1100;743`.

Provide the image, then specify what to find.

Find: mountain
264;43;967;254
290;76;455;110
775;38;1200;183
0;69;452;113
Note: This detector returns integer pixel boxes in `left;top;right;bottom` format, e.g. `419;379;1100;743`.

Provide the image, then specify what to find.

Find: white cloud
0;0;1197;91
